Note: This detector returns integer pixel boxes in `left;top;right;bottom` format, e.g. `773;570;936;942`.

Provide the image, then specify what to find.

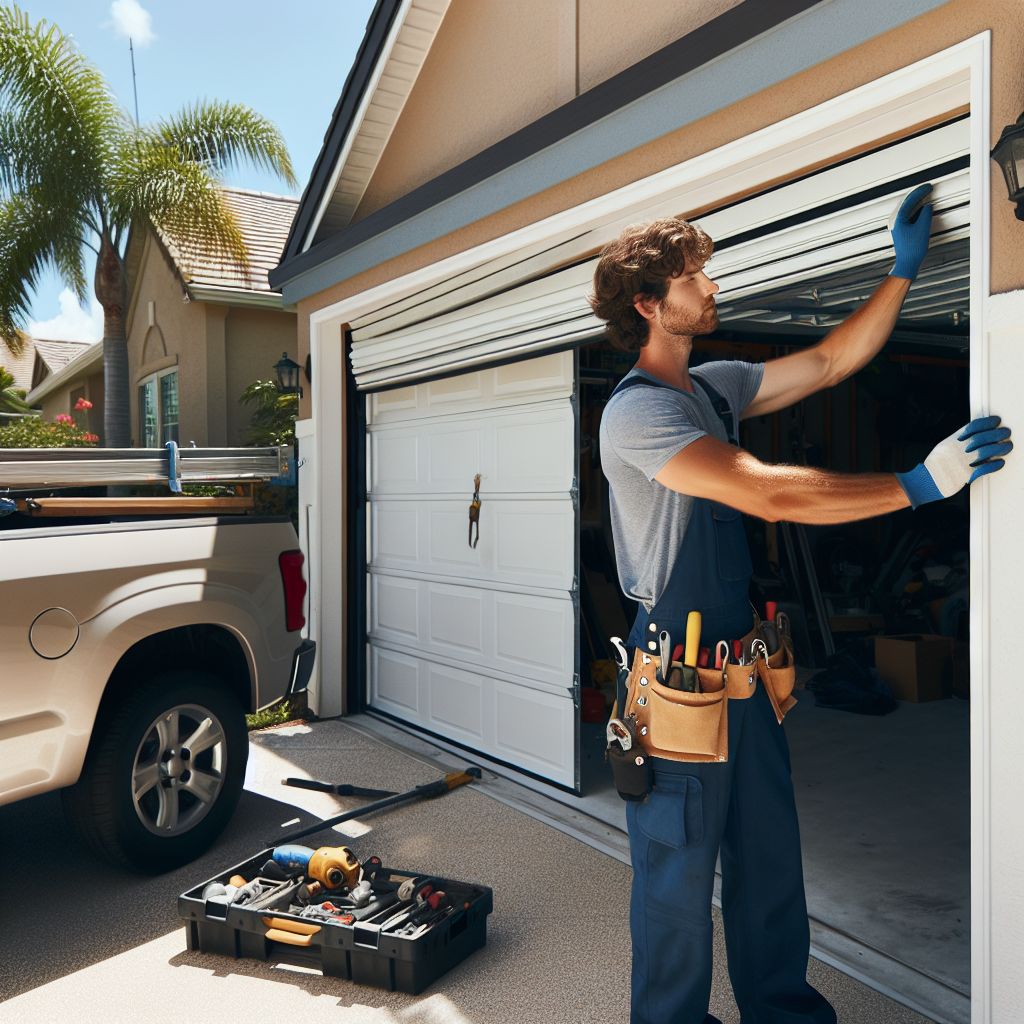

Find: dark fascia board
269;0;825;291
278;0;404;267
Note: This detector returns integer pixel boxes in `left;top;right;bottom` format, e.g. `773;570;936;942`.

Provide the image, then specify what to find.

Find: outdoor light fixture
991;111;1024;220
275;352;302;398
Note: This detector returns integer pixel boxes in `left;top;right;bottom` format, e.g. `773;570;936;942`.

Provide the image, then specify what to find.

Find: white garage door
365;349;580;789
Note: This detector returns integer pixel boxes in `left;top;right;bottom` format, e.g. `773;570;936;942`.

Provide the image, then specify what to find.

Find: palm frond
151;99;297;190
0;6;129;204
0;185;86;348
108;138;252;281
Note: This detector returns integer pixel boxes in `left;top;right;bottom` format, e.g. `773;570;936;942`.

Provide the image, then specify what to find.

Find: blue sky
19;0;377;340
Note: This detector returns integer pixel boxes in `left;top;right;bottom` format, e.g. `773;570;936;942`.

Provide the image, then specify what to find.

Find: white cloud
108;0;155;47
29;290;104;342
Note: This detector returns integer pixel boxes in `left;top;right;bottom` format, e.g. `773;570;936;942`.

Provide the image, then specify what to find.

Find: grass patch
246;699;304;731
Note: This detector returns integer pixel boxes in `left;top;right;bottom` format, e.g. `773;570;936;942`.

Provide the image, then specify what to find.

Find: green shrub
0;415;98;448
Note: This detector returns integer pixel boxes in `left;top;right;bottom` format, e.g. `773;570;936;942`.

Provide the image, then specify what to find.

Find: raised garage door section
365;350;579;789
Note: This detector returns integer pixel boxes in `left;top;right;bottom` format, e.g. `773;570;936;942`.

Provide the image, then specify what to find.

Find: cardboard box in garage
874;634;953;702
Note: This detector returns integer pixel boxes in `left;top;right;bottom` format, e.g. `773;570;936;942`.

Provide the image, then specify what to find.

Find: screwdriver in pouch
760;601;781;656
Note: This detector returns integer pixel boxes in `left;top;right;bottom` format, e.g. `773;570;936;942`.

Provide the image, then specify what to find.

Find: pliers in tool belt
606;717;633;752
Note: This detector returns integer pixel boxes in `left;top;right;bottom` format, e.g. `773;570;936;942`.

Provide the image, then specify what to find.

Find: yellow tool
684;611;702;667
308;846;361;889
680;610;702;692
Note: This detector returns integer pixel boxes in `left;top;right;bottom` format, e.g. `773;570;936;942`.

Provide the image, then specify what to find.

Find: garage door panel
367;352;579;790
494;591;573;675
371;498;574;588
370;573;573;692
373;647;422;715
427;662;484;739
371;402;574;495
368;644;576;785
369;350;572;424
374;504;420;561
495;506;574;585
493;683;575;780
375;574;420;640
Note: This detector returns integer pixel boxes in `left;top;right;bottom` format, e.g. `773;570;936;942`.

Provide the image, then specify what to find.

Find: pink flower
55;413;73;425
74;397;93;411
84;432;99;442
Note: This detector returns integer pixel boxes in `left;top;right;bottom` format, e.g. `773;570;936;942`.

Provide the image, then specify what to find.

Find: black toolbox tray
179;847;493;995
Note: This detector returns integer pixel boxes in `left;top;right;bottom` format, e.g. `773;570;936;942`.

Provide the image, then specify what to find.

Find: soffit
305;0;452;249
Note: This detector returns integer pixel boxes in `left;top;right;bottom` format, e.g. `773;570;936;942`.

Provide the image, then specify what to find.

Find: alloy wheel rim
131;704;228;837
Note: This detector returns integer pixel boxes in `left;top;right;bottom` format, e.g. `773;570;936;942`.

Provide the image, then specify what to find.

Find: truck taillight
279;550;307;632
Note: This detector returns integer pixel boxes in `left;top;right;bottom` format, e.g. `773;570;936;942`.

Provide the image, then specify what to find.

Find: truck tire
62;670;248;872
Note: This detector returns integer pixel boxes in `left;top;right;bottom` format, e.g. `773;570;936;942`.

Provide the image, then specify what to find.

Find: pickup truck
0;513;315;872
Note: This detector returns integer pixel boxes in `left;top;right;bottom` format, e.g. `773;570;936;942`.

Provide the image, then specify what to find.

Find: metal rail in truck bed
0;442;293;517
0;442;291;489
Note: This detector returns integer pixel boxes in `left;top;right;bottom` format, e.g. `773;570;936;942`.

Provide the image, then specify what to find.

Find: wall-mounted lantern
275;352;302;398
991;112;1024;221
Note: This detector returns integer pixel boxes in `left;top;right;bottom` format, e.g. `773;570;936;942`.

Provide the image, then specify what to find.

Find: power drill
272;844;361;889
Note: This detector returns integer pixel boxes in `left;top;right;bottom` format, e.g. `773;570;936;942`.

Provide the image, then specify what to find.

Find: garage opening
352;102;975;1022
577;177;971;1014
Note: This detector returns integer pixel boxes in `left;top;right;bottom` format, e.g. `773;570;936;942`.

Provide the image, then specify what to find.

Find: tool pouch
755;637;798;724
622;647;729;763
606;736;654;801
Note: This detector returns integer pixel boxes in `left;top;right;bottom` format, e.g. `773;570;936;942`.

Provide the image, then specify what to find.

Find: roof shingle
158;188;299;296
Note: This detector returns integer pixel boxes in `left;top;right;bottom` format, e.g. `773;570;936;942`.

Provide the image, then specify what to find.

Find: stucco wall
37;366;104;438
124;230;296;446
354;0;748;222
126;231;206;446
304;0;1023;353
224;306;298;445
353;0;577;221
576;0;743;93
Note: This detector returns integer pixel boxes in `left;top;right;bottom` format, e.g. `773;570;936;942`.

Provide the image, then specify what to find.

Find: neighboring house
26;187;299;447
1;337;97;422
269;2;1023;1020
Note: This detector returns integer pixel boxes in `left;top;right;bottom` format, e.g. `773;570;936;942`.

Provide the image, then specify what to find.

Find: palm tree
0;6;296;446
0;365;30;413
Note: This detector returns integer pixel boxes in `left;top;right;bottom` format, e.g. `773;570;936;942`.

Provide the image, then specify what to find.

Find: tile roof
158;188;299;296
32;338;96;374
1;338;37;392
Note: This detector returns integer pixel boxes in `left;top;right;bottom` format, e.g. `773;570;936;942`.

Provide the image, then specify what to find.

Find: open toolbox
179;846;494;995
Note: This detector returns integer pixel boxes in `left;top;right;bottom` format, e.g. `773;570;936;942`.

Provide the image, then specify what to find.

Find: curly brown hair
588;217;714;352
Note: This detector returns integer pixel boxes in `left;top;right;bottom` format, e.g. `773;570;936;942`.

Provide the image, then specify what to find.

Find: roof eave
25;343;104;405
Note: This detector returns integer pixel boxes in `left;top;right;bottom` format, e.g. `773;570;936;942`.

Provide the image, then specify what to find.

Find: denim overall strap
611;370;754;653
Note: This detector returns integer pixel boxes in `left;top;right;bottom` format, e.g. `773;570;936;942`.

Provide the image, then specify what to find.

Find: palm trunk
95;229;130;448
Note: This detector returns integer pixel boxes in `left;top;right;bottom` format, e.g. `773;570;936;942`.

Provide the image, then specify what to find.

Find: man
592;185;1012;1024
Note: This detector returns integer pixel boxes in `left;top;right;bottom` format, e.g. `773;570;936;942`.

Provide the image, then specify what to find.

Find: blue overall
612;372;836;1024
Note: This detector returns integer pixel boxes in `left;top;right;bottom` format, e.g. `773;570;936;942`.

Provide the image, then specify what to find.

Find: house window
138;368;179;446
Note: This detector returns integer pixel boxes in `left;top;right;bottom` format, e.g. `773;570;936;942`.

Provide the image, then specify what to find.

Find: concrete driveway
0;717;935;1024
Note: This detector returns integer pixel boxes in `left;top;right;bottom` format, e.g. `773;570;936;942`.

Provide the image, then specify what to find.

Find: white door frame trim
965;29;992;1024
307;35;993;1015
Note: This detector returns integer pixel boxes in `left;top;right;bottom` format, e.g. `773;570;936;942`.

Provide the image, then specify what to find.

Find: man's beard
659;297;719;336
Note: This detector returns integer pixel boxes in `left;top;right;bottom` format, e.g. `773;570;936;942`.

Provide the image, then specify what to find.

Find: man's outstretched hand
889;183;934;281
897;416;1013;509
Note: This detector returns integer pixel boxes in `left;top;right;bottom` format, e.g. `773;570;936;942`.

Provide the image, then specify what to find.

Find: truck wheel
62;670;248;872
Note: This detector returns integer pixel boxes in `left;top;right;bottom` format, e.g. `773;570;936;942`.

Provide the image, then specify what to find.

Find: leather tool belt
611;613;798;769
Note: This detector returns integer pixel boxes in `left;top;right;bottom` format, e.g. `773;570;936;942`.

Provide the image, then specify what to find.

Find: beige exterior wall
576;0;742;93
353;0;578;221
224;306;298;445
38;367;104;435
122;230;297;447
300;0;1024;370
126;231;205;447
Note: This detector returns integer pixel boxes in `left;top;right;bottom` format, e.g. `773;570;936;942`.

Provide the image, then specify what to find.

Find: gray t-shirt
599;360;765;612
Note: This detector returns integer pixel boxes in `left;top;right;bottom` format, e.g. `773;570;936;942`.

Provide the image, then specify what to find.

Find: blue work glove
888;183;934;281
896;416;1012;509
